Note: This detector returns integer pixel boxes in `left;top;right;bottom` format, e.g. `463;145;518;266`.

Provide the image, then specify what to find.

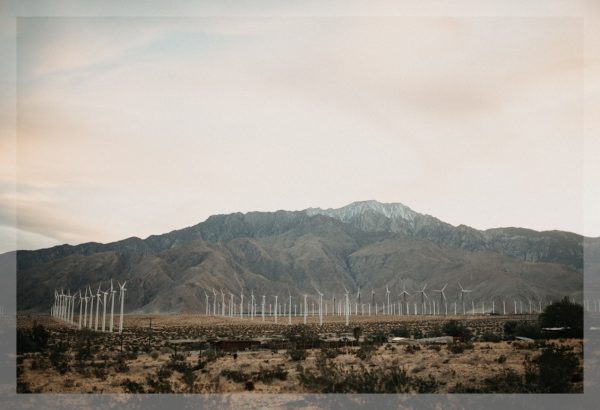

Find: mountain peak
305;200;418;222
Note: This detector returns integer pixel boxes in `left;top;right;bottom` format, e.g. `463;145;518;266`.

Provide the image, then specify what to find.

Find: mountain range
15;200;594;313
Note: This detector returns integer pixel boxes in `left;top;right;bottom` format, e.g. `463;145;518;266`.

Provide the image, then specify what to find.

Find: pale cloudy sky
1;1;599;252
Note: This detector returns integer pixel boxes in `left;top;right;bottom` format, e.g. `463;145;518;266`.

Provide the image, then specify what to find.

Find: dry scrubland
16;314;583;394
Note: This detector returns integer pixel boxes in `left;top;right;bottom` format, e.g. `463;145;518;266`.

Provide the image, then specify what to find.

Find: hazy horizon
2;12;597;253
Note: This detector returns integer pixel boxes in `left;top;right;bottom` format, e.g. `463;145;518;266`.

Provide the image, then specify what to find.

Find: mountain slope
15;201;589;313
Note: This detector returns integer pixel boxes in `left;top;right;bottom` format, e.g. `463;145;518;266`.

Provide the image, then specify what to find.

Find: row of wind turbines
51;280;127;334
201;280;556;326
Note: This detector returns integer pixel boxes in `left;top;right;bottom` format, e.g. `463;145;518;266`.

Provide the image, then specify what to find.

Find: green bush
121;378;145;393
442;320;471;340
287;347;307;361
534;343;580;392
539;297;583;338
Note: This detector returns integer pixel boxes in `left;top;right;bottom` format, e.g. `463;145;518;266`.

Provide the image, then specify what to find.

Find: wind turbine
314;287;324;325
117;280;127;334
229;292;234;317
78;290;83;329
303;294;308;324
204;291;209;315
343;285;350;326
400;280;411;315
385;285;391;315
101;286;108;332
370;289;375;316
261;294;266;322
458;282;472;315
95;284;102;331
110;280;117;332
239;289;244;319
288;289;292;325
274;294;278;324
357;286;361;316
221;289;225;317
83;288;89;328
432;284;448;315
417;284;428;315
212;289;217;317
88;286;95;329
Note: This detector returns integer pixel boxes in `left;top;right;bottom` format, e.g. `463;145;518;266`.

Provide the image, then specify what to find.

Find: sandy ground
16;314;583;394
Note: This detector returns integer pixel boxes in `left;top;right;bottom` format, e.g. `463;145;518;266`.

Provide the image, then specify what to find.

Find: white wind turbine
83;288;89;328
70;291;76;324
400;280;411;315
343;285;350;326
273;294;278;324
458;282;472;315
385;285;391;315
88;286;95;329
78;290;83;329
251;290;256;320
357;286;362;316
221;289;225;317
288;290;292;325
432;284;448;315
261;294;266;322
314;287;324;325
117;280;127;334
204;291;209;315
370;289;375;316
110;280;117;332
417;284;428;315
212;289;217;317
101;286;109;332
229;292;234;317
95;284;102;331
303;294;308;324
239;289;244;319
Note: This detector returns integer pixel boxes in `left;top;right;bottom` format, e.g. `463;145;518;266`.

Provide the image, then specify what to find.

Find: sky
1;1;599;253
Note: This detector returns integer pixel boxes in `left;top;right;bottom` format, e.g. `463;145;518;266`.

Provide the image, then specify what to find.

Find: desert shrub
180;367;197;392
427;344;442;352
533;343;580;392
17;323;49;354
287;347;307;361
284;325;320;348
150;351;160;360
496;354;507;364
353;326;362;341
426;325;443;338
481;332;502;342
448;342;473;354
94;367;108;380
442;320;471;340
121;378;145;393
355;343;376;361
503;321;518;337
321;348;340;359
482;369;532;393
513;322;542;339
367;332;388;345
298;360;438;393
412;374;439;393
390;325;410;338
539;297;583;338
221;369;247;383
254;365;288;383
245;380;255;391
404;344;421;354
412;328;423;339
114;356;130;373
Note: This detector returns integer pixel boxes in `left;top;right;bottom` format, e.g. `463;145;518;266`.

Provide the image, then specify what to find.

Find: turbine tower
204;291;209;315
88;286;95;329
385;285;391;315
417;284;428;315
117;280;127;334
400;280;411;315
83;288;89;328
432;284;448;315
110;280;117;332
343;285;350;326
101;286;108;332
261;294;266;322
95;285;102;331
458;282;472;315
314;287;324;326
303;294;308;324
78;290;83;329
